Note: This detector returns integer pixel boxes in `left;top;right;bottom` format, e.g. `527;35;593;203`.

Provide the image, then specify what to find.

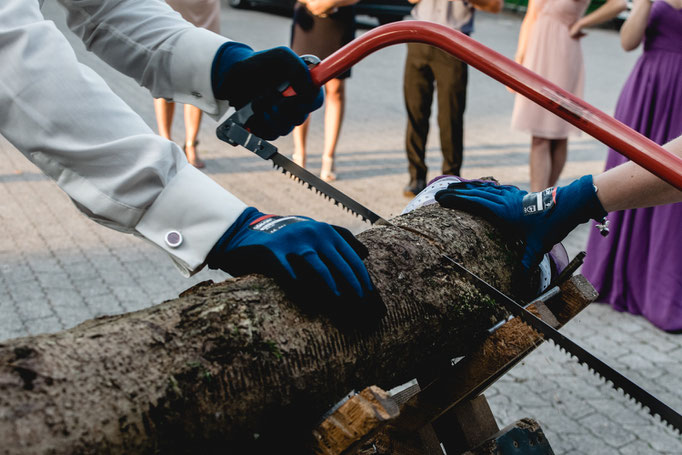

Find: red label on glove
249;215;307;234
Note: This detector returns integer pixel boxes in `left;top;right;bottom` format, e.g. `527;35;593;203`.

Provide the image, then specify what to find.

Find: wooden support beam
350;275;597;453
432;395;499;453
391;275;597;433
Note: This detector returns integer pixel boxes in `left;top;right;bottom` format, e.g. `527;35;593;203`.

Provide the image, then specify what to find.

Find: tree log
0;204;529;454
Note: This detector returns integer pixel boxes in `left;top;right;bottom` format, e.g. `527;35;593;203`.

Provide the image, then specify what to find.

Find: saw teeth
542;336;681;434
272;165;375;226
494;311;682;435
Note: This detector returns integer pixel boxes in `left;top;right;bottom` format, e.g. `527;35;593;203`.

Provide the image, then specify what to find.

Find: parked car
356;0;413;24
227;0;412;25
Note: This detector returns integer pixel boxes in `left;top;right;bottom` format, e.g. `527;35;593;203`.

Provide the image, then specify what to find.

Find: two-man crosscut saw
217;21;682;433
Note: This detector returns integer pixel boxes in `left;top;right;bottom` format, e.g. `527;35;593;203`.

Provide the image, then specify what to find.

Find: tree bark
0;204;529;454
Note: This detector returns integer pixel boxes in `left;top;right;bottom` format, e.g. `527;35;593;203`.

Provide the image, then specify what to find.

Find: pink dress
166;0;221;33
511;0;589;139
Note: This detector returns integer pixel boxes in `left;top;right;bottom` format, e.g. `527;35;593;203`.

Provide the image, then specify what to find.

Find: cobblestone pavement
1;1;680;452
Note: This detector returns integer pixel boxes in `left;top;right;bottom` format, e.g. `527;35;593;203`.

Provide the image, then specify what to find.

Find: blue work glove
206;207;383;317
435;175;607;272
211;43;324;140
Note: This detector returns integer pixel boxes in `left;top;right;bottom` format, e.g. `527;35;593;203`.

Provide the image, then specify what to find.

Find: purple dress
582;1;682;332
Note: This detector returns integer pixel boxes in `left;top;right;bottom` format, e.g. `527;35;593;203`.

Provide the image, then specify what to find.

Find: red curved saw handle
288;20;682;191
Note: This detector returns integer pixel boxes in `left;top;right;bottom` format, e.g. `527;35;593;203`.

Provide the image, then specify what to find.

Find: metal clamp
216;106;278;160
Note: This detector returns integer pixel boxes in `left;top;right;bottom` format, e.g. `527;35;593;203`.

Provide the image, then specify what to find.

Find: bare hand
306;0;337;16
569;22;586;39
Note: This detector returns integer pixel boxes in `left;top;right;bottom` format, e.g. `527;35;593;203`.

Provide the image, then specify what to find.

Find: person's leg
320;78;345;181
548;138;568;187
183;104;204;168
292;117;310;168
529;136;552;192
403;43;435;195
434;49;467;176
154;98;175;140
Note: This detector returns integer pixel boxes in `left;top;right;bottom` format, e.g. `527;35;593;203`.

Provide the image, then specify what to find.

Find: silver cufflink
165;230;183;248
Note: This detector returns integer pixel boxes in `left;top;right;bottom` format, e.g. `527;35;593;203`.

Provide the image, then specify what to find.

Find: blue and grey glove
211;43;324;140
435;175;607;272
206;208;383;317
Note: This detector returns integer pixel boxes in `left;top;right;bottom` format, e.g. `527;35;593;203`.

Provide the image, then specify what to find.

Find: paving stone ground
1;1;680;452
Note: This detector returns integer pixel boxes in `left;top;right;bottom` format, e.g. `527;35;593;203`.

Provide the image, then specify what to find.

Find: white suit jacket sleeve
0;0;248;276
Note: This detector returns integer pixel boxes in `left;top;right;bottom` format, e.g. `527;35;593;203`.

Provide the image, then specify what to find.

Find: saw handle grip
281;54;322;97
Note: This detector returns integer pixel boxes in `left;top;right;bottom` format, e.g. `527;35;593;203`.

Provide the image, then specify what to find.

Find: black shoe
403;178;426;197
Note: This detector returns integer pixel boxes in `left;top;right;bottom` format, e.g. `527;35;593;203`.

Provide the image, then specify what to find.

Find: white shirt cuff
169;27;232;117
135;164;247;276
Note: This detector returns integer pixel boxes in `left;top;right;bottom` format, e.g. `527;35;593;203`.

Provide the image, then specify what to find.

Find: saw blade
269;153;390;226
217;111;390;226
218;112;682;434
443;253;682;434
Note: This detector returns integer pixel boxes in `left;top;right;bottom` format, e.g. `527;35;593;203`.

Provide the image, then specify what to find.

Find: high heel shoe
292;152;306;168
184;141;205;169
320;156;336;182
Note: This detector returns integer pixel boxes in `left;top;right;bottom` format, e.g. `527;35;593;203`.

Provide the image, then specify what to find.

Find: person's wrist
582;175;607;221
211;42;255;100
558;175;607;223
206;207;262;268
